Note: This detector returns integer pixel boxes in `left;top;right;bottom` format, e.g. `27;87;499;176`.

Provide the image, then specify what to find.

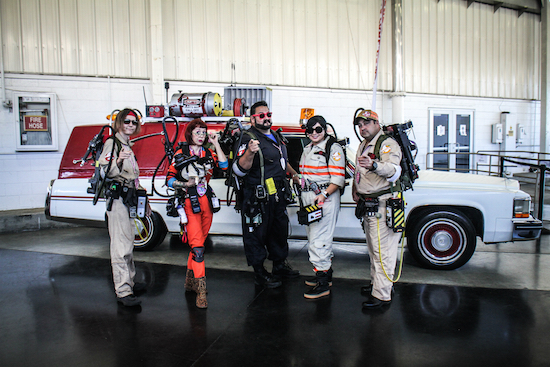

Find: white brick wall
0;74;541;211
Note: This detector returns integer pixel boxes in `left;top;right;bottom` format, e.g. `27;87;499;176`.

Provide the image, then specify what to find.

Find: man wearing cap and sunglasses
233;101;300;288
352;109;402;309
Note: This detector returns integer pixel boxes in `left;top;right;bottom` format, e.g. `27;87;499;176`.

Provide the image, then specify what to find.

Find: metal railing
426;150;550;220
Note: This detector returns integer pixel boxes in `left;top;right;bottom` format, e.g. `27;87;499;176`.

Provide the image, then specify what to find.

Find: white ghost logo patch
238;144;247;156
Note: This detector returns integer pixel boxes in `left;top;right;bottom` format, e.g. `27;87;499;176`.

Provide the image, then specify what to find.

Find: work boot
305;267;333;287
254;266;282;288
361;281;394;297
272;260;300;279
362;295;391;309
304;271;331;299
185;269;195;292
195;277;208;309
117;294;141;307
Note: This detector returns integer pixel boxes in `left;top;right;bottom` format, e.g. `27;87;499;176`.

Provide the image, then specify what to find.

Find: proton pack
353;108;419;192
380;121;419;192
80;125;119;205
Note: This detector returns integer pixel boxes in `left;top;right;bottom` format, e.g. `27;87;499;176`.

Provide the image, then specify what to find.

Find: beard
255;119;272;130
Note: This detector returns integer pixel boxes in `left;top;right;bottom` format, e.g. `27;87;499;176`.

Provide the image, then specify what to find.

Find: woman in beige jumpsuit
98;108;145;307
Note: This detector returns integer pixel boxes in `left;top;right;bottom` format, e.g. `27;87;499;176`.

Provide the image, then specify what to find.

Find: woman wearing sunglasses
98;108;146;307
166;119;228;308
298;115;346;299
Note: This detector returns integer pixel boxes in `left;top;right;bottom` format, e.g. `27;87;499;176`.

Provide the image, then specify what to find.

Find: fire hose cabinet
14;92;58;151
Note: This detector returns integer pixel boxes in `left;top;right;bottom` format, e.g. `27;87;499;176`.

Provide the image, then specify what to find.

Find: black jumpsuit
234;126;291;267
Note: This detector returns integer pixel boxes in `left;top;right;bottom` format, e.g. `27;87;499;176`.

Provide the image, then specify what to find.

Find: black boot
304;271;330;299
305;267;333;287
253;265;282;289
361;281;394;297
272;260;300;279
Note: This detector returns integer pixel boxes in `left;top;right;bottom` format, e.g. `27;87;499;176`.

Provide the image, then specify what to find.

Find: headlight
513;198;530;218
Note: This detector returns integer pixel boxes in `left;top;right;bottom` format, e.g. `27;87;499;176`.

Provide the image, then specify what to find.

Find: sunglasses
252;112;272;119
123;119;138;126
306;126;324;134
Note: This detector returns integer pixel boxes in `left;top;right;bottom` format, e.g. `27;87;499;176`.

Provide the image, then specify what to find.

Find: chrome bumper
513;218;543;240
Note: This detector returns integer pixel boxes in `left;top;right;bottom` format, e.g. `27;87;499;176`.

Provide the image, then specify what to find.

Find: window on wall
14;93;58;151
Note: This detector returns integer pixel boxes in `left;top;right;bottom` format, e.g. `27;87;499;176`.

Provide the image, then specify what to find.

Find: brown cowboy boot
195;277;208;309
185;269;195;292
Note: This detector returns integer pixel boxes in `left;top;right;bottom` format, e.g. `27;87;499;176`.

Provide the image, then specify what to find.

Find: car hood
414;170;521;193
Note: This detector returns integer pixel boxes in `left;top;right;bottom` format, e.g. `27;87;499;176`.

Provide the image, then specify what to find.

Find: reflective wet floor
1;227;550;366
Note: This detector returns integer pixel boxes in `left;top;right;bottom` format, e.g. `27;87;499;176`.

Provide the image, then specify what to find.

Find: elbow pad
232;160;248;177
387;164;402;183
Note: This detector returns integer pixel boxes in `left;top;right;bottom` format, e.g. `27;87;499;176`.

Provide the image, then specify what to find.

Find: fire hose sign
23;116;48;131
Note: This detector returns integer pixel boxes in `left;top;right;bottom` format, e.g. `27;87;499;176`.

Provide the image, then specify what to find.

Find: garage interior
2;0;550;366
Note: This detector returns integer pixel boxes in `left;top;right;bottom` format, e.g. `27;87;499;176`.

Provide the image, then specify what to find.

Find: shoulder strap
108;136;123;154
324;136;337;164
374;134;403;193
374;134;390;160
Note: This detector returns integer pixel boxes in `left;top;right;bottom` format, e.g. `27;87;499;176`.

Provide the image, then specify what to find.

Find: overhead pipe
0;12;11;109
392;0;405;125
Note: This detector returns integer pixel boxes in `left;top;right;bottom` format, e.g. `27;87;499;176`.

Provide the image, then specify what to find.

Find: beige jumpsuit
98;132;140;299
354;130;402;301
299;137;346;271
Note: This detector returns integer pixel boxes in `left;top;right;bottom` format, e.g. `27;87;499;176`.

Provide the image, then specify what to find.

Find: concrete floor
1;227;550;366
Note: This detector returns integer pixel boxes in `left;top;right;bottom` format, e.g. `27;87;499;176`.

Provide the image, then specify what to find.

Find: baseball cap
354;109;379;125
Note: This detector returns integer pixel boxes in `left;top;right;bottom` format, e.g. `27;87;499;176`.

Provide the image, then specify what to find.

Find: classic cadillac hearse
46;114;542;270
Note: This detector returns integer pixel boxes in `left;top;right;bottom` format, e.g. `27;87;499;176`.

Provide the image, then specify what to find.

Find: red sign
24;116;48;131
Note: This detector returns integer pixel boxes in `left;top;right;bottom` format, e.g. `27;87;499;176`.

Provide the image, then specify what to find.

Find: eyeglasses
252;112;272;119
123;119;138;126
193;131;207;136
306;126;324;134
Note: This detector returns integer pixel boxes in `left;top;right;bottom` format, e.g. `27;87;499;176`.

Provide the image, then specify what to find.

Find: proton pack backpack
374;121;419;192
85;128;122;205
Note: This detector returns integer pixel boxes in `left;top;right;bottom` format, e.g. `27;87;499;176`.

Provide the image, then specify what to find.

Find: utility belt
242;178;294;231
357;188;393;199
104;180;147;218
166;184;220;218
301;182;330;192
355;192;405;233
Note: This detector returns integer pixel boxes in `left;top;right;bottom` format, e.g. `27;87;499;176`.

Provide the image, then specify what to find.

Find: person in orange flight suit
166;118;228;308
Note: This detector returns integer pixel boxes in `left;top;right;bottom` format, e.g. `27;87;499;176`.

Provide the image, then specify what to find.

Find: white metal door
429;109;474;172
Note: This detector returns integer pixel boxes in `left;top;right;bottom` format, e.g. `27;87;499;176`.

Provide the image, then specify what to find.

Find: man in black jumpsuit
232;101;300;288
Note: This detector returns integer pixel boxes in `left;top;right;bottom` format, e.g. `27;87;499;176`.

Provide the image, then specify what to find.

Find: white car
46;119;542;270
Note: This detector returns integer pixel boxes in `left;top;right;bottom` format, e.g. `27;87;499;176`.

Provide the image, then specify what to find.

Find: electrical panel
516;124;527;145
492;123;503;144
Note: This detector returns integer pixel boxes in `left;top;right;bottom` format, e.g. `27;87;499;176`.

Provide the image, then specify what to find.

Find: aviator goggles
123;119;139;126
306;126;324;134
252;112;272;119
